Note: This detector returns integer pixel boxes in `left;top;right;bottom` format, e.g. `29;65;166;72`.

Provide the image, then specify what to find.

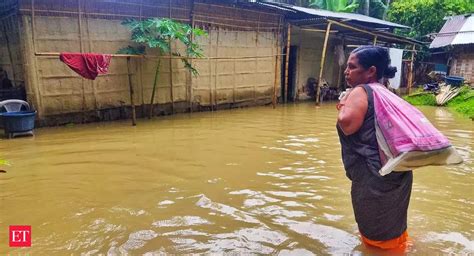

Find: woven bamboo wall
451;53;474;84
13;0;282;123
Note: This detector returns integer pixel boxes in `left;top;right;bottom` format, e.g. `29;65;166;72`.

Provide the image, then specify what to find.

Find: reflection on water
0;103;472;254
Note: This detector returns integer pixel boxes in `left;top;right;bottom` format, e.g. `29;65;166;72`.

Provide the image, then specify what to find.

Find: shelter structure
0;0;284;125
1;0;420;126
429;14;474;84
251;2;422;103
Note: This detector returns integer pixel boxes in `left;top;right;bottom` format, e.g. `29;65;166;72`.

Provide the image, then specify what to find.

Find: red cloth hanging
60;53;112;80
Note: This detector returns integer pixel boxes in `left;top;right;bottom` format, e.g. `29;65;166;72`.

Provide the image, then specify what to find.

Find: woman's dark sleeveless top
337;84;413;241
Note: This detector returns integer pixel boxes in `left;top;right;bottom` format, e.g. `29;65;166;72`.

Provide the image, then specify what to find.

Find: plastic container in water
1;111;36;135
445;76;464;86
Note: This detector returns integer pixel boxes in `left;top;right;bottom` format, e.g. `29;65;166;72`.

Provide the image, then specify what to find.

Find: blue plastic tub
445;76;464;86
1;111;36;133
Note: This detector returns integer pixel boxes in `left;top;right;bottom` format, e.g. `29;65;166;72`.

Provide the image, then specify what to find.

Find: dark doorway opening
281;46;298;102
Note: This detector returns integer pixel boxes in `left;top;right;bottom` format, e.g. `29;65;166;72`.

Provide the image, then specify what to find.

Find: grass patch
403;86;473;119
403;92;437;106
446;86;474;119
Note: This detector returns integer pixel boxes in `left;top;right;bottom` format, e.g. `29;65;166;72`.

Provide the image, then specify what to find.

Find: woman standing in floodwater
336;46;413;250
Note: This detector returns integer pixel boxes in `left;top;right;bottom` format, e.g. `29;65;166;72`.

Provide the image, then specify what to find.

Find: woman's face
344;53;374;87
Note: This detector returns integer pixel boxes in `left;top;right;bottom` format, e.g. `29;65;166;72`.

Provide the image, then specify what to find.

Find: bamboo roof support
284;23;291;104
127;57;137;126
316;21;332;105
407;44;416;95
272;17;281;108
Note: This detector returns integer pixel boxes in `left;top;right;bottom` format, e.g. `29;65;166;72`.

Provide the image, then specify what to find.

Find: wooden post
214;28;220;109
373;36;377;45
84;6;99;115
77;0;86;122
208;29;213;110
168;0;174;114
316;21;332;105
188;0;195;112
284;23;291;103
169;43;174;114
127;57;137;126
272;18;281;108
31;0;36;53
407;44;416;95
254;14;260;104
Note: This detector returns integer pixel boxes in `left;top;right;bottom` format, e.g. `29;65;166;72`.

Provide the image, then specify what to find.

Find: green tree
308;0;391;19
119;18;207;118
387;0;474;41
309;0;360;12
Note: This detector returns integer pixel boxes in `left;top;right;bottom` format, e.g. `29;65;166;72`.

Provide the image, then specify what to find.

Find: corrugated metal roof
256;2;409;29
430;14;474;48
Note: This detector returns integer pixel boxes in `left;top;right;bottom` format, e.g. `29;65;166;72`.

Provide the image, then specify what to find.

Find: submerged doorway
281;46;298;102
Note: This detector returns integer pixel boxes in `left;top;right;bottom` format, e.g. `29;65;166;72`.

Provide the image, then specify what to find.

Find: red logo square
9;225;31;247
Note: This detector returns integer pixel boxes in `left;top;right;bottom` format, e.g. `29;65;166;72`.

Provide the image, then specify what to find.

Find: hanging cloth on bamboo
60;53;112;80
370;83;463;176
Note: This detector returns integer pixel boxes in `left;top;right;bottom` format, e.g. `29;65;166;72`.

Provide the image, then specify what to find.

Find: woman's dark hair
351;46;397;79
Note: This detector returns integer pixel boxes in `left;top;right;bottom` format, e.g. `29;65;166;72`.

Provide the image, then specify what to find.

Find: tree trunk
362;0;370;15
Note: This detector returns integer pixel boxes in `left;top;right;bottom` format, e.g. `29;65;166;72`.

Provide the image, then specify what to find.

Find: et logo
9;225;31;247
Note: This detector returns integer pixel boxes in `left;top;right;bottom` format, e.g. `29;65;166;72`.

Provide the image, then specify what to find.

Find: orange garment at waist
361;230;409;250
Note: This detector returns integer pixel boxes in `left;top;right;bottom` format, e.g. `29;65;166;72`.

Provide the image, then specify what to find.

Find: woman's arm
337;86;368;136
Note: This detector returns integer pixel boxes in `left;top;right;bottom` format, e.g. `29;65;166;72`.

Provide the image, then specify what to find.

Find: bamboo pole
327;19;417;45
214;28;220;109
35;52;282;60
127;57;137;126
188;0;195;112
148;57;162;119
208;28;213;110
272;18;281;108
31;0;36;53
84;5;99;115
168;0;174;114
254;14;260;104
407;44;416;95
316;21;332;105
77;0;87;122
284;23;291;104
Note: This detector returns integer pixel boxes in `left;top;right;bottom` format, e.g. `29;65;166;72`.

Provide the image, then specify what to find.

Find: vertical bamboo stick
169;43;174;114
284;23;291;103
272;17;281;108
84;5;99;115
316;21;332;105
127;57;137;126
189;10;195;112
214;28;220;109
169;0;174;114
254;14;260;104
208;29;213;110
31;0;36;53
233;55;237;105
407;44;416;95
77;0;86;122
373;36;377;45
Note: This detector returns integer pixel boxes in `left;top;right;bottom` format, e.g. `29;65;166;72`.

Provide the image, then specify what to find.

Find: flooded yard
0;103;472;254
